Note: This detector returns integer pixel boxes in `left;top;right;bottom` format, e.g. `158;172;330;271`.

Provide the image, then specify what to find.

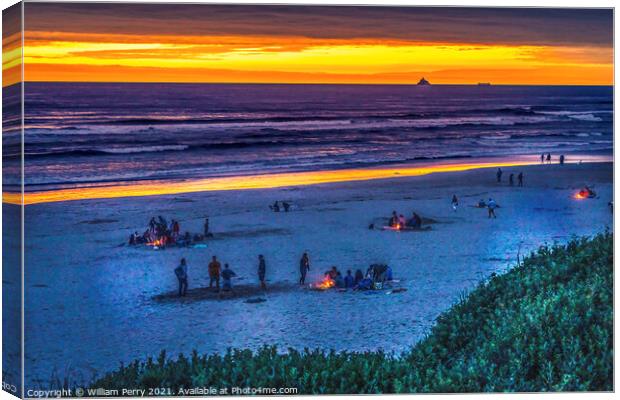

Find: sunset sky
4;3;614;86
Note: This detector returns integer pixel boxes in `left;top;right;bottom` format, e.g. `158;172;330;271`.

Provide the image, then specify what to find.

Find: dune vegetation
92;232;613;393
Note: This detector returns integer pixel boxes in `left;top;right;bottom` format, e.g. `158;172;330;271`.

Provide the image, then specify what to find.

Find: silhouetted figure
258;255;267;290
221;263;236;292
546;153;551;164
451;194;458;212
283;202;290;212
559;154;565;165
509;173;514;186
518;172;523;187
344;270;355;288
204;217;210;237
208;256;221;290
541;153;545;164
487;198;497;219
354;269;364;285
272;201;280;212
389;211;398;227
175;258;188;297
299;252;310;285
496;168;503;183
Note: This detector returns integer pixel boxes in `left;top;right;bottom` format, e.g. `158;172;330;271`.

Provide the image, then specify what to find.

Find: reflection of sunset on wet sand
6;156;611;205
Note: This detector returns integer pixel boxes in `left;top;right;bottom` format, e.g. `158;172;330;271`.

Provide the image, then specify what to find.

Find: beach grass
91;232;613;393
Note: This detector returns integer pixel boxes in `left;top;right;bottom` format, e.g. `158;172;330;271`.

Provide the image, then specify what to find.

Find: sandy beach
22;160;612;387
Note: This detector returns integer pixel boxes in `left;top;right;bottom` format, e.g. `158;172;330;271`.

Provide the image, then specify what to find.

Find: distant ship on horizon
417;77;431;85
477;82;491;86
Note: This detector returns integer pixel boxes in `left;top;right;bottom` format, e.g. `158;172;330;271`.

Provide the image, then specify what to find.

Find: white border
0;1;616;400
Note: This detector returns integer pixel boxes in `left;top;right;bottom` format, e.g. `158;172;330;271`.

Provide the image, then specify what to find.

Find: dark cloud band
24;4;612;47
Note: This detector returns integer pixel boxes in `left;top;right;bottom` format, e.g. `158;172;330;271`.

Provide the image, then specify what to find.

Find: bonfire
312;275;335;290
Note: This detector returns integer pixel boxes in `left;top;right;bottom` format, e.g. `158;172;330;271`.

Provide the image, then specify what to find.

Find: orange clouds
21;31;613;85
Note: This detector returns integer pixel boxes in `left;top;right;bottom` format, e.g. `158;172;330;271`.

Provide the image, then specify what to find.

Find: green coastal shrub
92;232;613;393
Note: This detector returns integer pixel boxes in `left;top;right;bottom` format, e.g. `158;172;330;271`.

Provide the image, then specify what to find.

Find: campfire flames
147;238;165;247
313;275;335;290
574;192;587;200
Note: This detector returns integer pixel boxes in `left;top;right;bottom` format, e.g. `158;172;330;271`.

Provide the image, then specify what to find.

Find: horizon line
7;81;615;87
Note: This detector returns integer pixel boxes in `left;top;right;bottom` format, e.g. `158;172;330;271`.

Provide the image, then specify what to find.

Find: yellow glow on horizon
19;31;613;85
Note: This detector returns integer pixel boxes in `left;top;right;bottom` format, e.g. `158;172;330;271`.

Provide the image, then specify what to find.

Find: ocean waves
18;83;613;188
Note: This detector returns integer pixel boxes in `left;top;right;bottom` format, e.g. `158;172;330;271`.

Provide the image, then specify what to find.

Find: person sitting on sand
335;272;345;288
174;258;188;297
451;194;459;212
344;270;355;288
354;269;364;285
370;264;388;284
221;264;236;292
354;276;373;290
477;199;486;208
398;214;406;228
407;212;422;229
389;211;398;227
258;255;267;290
283;201;291;212
208;256;221;290
299;252;310;285
272;201;280;212
487;198;498;219
326;266;338;280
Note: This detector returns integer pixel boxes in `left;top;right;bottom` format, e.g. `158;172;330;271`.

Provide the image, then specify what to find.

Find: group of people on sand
129;216;180;246
206;256;239;292
173;250;396;297
496;168;523;186
321;264;394;290
130;217;212;248
175;254;267;297
270;201;292;212
388;210;423;229
541;153;566;165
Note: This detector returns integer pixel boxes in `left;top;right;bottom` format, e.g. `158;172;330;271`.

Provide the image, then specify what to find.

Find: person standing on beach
258;255;267;290
204;217;210;237
221;264;236;292
509;173;514;186
541;153;545;164
208;256;221;290
487;198;497;219
518;172;523;187
451;195;459;212
496;168;503;183
546;153;551;164
299;252;310;285
560;155;565;165
175;258;188;297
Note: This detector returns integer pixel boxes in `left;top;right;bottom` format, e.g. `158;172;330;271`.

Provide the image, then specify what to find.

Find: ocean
4;83;613;191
